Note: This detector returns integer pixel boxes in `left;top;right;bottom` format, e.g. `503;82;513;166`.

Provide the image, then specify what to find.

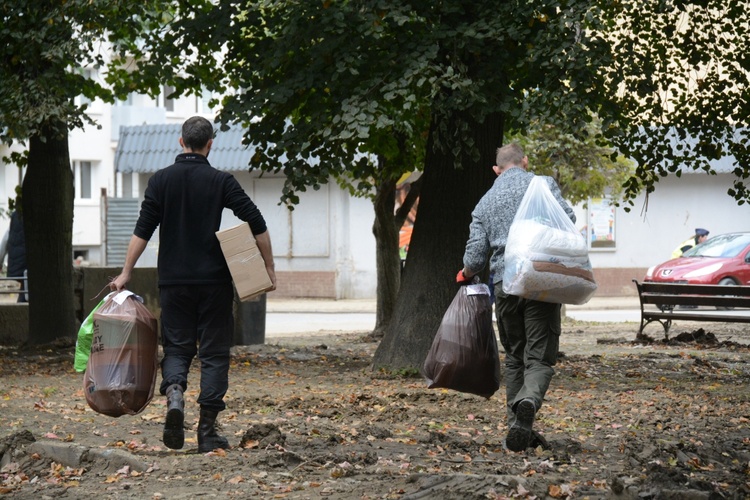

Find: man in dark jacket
111;116;276;452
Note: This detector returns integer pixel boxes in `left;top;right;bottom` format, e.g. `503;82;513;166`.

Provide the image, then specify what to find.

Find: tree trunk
371;177;400;337
23;124;77;344
372;111;503;371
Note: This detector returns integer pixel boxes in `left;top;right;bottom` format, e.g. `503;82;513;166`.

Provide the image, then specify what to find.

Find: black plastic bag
423;283;501;398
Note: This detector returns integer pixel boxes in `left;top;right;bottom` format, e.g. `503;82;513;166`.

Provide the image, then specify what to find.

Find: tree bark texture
372;111;503;371
24;124;77;344
371;177;400;336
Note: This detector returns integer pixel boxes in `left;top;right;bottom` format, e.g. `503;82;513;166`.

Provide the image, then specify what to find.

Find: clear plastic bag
83;290;159;417
503;176;597;305
423;283;501;398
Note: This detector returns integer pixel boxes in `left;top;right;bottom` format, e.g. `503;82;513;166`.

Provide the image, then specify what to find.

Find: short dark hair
181;116;214;150
496;143;525;168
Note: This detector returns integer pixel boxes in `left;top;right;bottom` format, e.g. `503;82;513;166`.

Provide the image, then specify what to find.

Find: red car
645;232;750;286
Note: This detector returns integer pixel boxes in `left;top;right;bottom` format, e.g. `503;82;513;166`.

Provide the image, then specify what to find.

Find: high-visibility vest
671;236;696;259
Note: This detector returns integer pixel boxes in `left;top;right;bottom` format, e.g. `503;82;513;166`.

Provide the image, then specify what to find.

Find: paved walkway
263;295;643;337
1;292;643;338
266;295;641;314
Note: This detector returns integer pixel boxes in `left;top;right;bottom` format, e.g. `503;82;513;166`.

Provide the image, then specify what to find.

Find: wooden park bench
633;280;750;339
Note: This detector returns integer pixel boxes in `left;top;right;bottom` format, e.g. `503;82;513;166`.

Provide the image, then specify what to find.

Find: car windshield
682;233;750;258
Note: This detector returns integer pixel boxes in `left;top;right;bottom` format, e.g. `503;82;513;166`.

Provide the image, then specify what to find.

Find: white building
2;86;749;298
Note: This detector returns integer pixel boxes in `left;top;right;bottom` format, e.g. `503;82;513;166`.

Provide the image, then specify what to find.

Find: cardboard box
216;223;273;301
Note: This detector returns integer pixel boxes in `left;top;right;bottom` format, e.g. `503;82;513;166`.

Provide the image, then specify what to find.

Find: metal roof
115;123;255;173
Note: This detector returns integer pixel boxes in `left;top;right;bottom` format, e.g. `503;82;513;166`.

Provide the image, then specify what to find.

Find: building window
73;161;93;199
162;85;175;112
116;92;135;106
197;86;215;113
76;69;94;107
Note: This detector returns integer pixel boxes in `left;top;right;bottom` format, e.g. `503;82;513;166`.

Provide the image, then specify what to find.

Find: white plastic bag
502;176;597;305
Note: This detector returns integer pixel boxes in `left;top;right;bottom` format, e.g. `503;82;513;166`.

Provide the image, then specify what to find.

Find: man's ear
179;137;185;148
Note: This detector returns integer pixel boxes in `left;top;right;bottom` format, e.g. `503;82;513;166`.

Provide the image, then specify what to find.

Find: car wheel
717;278;737;310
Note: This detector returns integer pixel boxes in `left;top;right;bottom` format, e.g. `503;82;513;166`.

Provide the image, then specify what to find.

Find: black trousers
159;283;234;412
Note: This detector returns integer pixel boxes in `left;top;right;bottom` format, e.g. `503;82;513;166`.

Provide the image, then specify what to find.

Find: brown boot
198;408;230;453
163;384;185;450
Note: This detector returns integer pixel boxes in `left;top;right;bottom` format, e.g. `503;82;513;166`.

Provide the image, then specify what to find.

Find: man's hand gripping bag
423;282;501;398
83;291;158;417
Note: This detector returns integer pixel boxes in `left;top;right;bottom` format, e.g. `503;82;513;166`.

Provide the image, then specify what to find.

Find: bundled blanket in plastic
502;176;597;305
83;290;158;417
503;219;597;305
423;283;501;398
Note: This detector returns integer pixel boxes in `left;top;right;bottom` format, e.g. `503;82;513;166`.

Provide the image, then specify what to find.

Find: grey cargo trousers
494;283;561;423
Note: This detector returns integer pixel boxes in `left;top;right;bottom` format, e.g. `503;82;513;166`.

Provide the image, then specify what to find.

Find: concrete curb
28;441;149;473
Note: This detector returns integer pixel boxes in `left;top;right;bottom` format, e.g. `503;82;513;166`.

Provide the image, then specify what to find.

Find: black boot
198;408;230;453
506;398;536;452
163;384;185;450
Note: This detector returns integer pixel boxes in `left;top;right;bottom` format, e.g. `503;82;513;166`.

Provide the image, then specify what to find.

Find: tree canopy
597;1;750;206
117;1;749;210
0;0;167;150
117;1;612;200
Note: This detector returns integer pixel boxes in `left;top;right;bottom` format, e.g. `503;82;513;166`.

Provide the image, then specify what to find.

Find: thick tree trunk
371;178;400;337
372;111;503;371
23;124;77;344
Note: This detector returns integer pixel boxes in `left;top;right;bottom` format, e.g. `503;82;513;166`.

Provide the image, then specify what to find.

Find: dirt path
1;319;749;499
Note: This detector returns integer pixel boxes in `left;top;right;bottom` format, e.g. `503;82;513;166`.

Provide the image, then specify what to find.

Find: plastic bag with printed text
83;290;158;417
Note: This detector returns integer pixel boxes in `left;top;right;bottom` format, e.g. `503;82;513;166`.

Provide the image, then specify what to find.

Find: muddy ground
1;318;749;499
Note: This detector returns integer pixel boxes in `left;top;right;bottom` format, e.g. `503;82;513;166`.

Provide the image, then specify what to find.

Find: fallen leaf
548;484;563;498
